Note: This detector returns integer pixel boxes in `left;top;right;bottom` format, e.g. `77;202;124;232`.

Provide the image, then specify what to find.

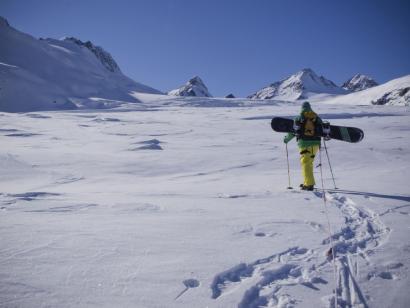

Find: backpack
302;111;317;137
295;111;320;139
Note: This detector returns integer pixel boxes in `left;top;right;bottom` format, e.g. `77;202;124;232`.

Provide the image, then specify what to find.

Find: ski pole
285;143;293;189
323;139;337;189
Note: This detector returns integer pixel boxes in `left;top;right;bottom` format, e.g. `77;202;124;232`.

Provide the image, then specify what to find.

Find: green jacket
283;105;322;148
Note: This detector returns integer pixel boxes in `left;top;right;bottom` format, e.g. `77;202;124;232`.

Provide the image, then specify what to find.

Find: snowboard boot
301;185;314;191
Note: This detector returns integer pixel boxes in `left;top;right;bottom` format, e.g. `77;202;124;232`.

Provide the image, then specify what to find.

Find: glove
322;121;331;140
283;133;295;144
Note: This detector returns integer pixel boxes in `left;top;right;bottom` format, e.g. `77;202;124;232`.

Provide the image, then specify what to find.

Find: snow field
0;101;409;307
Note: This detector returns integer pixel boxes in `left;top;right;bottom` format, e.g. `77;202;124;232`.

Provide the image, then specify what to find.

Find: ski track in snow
210;191;391;307
319;192;391;308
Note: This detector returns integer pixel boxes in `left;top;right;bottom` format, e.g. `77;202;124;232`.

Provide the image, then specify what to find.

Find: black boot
301;185;314;191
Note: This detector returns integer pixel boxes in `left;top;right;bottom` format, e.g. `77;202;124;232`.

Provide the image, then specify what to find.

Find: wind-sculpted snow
130;139;164;150
0;102;409;307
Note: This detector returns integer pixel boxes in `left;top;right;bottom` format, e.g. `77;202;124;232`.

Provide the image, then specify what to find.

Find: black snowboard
271;117;364;143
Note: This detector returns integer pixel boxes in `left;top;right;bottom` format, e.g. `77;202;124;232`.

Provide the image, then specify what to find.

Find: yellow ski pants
299;145;320;186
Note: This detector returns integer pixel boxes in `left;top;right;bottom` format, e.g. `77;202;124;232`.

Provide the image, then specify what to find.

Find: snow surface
1;96;409;308
0;17;161;113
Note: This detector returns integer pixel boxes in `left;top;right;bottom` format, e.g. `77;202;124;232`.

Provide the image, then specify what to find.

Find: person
283;102;322;191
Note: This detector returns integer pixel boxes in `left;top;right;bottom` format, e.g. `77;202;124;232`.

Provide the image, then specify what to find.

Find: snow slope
168;76;212;97
1;96;409;307
320;75;410;106
248;68;347;101
0;17;161;112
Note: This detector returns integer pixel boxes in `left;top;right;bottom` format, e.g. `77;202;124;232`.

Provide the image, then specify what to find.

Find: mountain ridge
321;75;410;106
0;16;161;112
248;68;346;101
342;74;378;92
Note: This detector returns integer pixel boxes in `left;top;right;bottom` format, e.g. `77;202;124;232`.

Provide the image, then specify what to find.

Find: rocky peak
298;68;315;76
295;68;338;88
0;16;10;27
189;76;204;86
168;76;212;97
64;37;121;73
342;74;378;92
372;87;409;106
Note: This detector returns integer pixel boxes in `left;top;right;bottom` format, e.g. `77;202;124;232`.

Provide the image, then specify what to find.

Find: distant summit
342;74;378;92
225;93;235;98
248;68;346;101
168;76;212;97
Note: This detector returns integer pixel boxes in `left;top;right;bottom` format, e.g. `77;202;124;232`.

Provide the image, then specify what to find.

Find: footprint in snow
368;271;397;280
254;232;266;237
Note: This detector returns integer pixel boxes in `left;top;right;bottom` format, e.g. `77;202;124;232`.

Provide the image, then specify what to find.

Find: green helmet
302;101;311;109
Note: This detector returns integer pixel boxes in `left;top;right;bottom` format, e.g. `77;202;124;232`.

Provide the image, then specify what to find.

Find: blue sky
1;0;409;97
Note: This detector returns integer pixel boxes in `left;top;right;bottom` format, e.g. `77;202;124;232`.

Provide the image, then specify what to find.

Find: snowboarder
283;102;322;191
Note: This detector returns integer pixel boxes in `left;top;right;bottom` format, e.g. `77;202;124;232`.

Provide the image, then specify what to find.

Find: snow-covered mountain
248;68;346;101
0;16;161;112
342;74;378;92
168;76;212;97
322;75;410;106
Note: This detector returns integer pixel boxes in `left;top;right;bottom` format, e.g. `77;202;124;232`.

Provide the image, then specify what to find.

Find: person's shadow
322;188;410;203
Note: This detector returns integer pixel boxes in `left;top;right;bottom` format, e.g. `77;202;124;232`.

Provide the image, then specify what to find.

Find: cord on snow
319;140;339;307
